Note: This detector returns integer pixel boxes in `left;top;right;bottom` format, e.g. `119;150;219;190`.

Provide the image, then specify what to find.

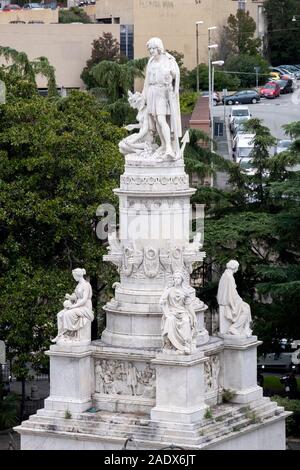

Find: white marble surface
222;336;263;403
151;351;209;423
45;345;94;413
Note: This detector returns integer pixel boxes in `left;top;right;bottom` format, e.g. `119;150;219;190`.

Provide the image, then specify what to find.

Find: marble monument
16;37;290;450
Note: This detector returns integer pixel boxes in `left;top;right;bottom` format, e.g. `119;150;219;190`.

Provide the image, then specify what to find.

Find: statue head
72;267;86;281
173;270;185;287
226;260;239;273
146;37;164;56
127;90;145;110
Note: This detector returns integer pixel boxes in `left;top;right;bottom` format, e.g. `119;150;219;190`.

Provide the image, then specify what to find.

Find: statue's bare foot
165;147;175;159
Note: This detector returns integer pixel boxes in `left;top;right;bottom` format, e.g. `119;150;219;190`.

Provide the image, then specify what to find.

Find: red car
2;4;22;10
260;81;281;99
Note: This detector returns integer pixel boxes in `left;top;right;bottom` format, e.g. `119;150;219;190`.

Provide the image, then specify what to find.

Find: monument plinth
16;37;289;450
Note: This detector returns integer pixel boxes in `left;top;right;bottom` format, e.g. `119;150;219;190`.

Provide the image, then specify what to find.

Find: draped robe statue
217;260;252;338
52;268;94;344
160;271;198;354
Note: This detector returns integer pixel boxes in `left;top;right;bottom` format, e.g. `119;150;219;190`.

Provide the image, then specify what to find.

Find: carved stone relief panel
204;355;220;393
95;360;156;398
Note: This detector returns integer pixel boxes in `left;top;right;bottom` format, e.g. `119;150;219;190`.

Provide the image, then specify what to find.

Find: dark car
277;79;294;94
223;90;260;105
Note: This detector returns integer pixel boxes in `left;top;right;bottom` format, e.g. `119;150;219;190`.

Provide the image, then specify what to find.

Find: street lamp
195;21;204;93
211;60;224;117
208;43;218;148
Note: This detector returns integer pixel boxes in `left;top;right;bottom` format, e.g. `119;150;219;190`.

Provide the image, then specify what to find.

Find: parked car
232;120;250;138
23;3;44;8
274;139;293;155
229;105;251;126
233;133;255;162
269;71;281;81
223;90;260;105
230;115;250;134
200;90;221;105
277;78;294;94
260;81;281;99
271;67;297;87
280;64;300;79
2;4;22;10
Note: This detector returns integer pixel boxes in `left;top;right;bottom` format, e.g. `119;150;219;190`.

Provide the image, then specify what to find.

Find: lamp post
208;43;218;145
208;27;217;121
207;45;218;189
211;60;225;142
196;21;204;93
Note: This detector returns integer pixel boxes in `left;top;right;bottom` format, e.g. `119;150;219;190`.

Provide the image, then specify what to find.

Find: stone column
150;351;209;424
44;344;94;413
222;336;263;403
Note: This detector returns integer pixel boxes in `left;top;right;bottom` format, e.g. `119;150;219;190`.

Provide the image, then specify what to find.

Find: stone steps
22;397;285;449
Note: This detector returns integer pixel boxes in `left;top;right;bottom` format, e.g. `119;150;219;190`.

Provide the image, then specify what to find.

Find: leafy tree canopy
224;9;261;56
0;65;124;385
59;6;92;24
264;0;300;65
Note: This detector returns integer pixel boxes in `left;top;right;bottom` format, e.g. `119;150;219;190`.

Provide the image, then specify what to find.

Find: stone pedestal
44;344;94;413
222;335;263;403
151;351;209;423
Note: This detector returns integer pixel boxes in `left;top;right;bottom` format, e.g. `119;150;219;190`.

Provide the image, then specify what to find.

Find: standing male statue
142;37;182;159
217;260;252;338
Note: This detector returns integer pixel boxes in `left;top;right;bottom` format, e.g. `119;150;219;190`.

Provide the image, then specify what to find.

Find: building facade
95;0;265;69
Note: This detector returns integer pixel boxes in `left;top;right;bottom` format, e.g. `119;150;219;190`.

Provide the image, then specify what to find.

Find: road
214;86;300;140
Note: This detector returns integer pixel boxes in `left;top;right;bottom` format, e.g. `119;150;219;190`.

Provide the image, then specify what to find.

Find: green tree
225;54;270;88
185;63;240;92
224;9;261;56
0;70;124;417
81;32;121;89
89;57;148;126
0;46;58;98
59;6;92;24
264;0;300;65
199;119;300;351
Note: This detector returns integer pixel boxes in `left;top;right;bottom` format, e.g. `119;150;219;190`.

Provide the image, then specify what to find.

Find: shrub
64;410;72;419
180;91;199;114
271;396;300;437
0;394;19;430
204;407;213;419
222;389;236;403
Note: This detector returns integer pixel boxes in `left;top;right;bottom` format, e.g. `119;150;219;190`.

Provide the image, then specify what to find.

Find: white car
274;139;293;155
229;105;251;131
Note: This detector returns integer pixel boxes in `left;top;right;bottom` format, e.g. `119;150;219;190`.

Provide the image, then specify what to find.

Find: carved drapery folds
204;355;221;393
95;360;156;398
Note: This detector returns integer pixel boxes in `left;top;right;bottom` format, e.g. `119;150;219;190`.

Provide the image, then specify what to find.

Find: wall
95;0;265;70
0;24;120;88
96;0;134;24
0;9;58;24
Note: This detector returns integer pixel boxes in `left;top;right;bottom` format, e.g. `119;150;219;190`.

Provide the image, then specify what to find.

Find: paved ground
214;86;300;141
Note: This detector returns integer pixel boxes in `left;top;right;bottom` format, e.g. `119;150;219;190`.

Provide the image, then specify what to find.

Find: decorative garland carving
104;232;205;281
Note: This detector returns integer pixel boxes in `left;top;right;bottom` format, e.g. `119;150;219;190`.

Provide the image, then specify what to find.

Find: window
97;18;112;24
120;24;134;60
113;17;120;24
238;0;246;10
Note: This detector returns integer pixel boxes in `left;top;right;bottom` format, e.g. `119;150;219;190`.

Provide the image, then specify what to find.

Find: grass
204;407;213;419
263;375;300;392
